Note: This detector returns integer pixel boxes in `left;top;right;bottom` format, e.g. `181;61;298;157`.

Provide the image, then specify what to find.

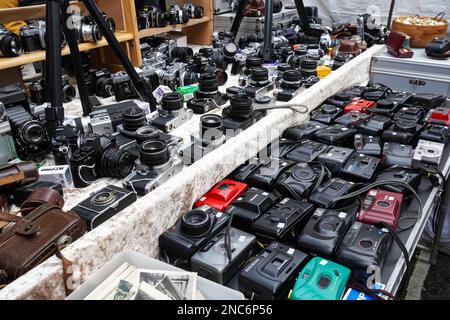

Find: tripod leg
262;0;274;62
230;0;250;40
293;0;311;34
80;0;157;111
61;0;92;116
45;0;65;137
387;0;396;30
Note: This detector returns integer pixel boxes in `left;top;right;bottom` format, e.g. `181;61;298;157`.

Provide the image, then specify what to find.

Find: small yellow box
317;65;332;79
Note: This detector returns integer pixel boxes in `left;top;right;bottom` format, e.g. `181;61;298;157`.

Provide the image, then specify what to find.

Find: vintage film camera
0;24;23;57
222;94;265;134
194;179;248;212
297;208;356;258
251;198;314;244
334;111;370;126
284;140;328;163
6;105;50;161
382;142;414;168
290;257;351;301
342;153;380;182
375;168;422;195
159;205;230;268
180;114;226;166
225;187;280;233
282;121;328;141
191;227;256;285
86;69;114;98
238;241;308;300
358;189;404;229
275;163;323;200
69;134;134;188
246;158;295;191
412;139;445;168
309;178;355;209
419;124;449;144
354;134;381;156
137;6;168;30
357;114;391;136
0;103;18;165
123;140;183;196
310;104;343;125
276;70;303;102
336;222;392;280
71;185;137;230
314;124;357;147
150;92;193;132
317;146;354;174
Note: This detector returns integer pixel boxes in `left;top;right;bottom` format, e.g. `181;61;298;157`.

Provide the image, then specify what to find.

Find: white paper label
320;259;328;266
277;223;286;229
216;212;223;218
339;212;347;219
287;248;295;255
238;236;246;242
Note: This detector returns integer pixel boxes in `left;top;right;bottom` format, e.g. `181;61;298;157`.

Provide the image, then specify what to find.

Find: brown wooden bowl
392;15;448;48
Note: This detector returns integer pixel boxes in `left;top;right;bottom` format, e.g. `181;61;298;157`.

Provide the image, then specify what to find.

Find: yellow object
0;0;26;35
288;289;292;300
317;65;332;79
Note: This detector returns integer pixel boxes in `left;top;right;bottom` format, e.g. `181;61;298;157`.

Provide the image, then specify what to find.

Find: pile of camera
137;3;204;30
158;83;449;300
0;13;115;57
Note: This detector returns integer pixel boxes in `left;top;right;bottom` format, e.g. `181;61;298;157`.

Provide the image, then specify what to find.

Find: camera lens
230;94;253;117
197;73;219;99
281;69;302;90
95;77;113;97
62;84;76;103
0;32;23;57
223;43;238;60
161;92;184;111
171;47;194;62
21;121;46;145
183;71;199;86
322;104;338;115
301;59;318;78
134;126;161;143
181;209;212;237
29;80;45;105
122;107;147;132
100;148;134;178
91;191;117;207
200;114;224;137
140;140;169;167
246;56;263;69
250;67;269;87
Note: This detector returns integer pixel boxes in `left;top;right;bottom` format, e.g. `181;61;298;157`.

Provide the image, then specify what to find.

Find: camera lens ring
0;32;23;57
62;84;76;103
161;92;184;111
180;209;212;237
21;121;46;145
200;114;224;137
122;107;147;132
140;140;169;166
91;190;117;207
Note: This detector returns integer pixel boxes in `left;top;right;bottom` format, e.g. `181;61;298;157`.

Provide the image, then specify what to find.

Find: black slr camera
70;134;134;188
138;6;168;30
150;92;193;132
168;4;190;25
222;94;265;134
159;205;230;268
86;69;114;98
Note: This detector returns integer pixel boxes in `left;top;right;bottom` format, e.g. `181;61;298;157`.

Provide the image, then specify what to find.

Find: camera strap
254;103;309;115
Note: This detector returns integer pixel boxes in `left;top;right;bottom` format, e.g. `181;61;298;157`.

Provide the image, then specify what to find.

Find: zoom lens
200;114;224;138
161;92;184;111
95;77;113;97
197;73;219;100
100;148;134;178
181;209;212;237
250;67;269;87
140;140;169;167
122;107;147;132
230;94;253;117
280;69;302;90
171;47;194;62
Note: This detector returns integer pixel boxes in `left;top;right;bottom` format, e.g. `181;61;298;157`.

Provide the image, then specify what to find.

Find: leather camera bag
0;204;86;284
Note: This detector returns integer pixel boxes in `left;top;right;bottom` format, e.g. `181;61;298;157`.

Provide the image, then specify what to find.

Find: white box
38;165;74;188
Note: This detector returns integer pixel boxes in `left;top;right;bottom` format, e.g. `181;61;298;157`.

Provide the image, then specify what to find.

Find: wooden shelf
138;16;211;39
0;32;134;71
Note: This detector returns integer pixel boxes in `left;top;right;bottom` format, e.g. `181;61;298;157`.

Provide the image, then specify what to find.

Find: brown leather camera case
0;204;86;283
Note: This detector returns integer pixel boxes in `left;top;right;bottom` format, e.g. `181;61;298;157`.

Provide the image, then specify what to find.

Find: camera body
276;70;303;102
337;222;392;280
246;159;295;191
297;208;355;258
311;104;343;125
424;107;450;126
314;124;357;147
354;134;381;156
86;69;114;98
334;111;370;126
309;178;354;208
191;227;256;284
382;119;423;145
225;187;280;233
357;115;391;135
6;105;50;161
19;24;41;53
317;146;354;174
251;198;314;244
290;257;350;301
71;185;137;230
412;139;444;168
284;139;328;163
419;124;449;144
276;163;320;199
342;154;380;182
194;179;248;212
375;169;422;195
222;94;265;133
150;92;193;132
238;241;308;300
282;121;327;141
358;189;403;229
343;99;376;114
0;103;17;165
382;142;414;168
159;205;230;268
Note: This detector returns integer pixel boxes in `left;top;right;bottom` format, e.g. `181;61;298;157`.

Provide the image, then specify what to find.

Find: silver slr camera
150;92;193;132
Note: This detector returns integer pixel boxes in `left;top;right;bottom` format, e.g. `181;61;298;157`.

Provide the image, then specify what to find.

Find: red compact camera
427;107;450;126
194;179;248;211
358;189;403;229
344;100;376;113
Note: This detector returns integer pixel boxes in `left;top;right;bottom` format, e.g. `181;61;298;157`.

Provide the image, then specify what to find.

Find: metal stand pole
230;0;250;39
387;0;396;30
430;178;449;264
262;0;274;62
